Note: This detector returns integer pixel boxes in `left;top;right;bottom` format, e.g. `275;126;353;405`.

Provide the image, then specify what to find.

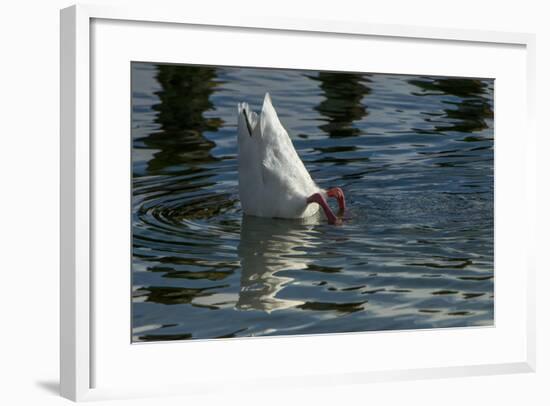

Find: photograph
131;61;494;342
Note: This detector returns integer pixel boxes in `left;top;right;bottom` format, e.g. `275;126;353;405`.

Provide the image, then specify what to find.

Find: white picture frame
60;3;537;402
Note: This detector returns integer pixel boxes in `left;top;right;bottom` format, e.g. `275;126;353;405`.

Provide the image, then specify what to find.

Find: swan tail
237;102;259;138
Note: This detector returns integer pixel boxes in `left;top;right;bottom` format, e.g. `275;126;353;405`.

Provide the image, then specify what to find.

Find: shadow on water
135;64;222;174
409;77;494;134
311;72;371;137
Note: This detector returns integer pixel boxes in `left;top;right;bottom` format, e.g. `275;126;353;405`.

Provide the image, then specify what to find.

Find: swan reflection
236;215;321;313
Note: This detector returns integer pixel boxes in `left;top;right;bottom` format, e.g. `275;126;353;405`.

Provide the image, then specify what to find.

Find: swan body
237;93;345;223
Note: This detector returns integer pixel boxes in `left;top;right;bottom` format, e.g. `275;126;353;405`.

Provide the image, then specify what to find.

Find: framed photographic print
60;4;536;402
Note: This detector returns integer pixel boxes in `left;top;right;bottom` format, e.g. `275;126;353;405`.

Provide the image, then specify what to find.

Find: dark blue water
131;62;494;341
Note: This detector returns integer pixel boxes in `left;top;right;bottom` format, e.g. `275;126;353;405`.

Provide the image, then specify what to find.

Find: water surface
131;62;494;341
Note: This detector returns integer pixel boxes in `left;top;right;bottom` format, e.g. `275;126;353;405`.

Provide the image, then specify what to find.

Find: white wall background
0;1;547;405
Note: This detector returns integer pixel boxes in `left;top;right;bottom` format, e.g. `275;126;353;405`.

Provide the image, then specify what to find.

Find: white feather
238;93;321;219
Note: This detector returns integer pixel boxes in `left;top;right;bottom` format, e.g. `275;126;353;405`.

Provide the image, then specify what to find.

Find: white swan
237;93;345;224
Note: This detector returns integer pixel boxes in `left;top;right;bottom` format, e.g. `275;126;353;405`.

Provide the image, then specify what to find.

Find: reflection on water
131;63;494;341
237;215;321;312
134;65;221;174
312;72;371;137
409;77;493;133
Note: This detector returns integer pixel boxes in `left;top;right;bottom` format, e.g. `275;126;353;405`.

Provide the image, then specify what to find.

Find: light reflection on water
131;62;494;341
